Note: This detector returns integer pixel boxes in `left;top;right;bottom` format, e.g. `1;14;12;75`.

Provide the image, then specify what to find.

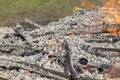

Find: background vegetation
0;0;101;26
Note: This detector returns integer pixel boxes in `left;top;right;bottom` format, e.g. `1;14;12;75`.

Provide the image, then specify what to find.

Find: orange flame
101;0;120;34
81;0;96;9
72;7;80;13
73;0;96;13
72;0;120;35
81;0;88;8
102;0;120;24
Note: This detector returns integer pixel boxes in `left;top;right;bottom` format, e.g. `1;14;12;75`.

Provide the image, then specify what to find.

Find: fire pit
0;0;120;80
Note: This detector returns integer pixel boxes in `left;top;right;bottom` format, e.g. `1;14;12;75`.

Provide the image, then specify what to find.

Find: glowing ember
73;0;120;35
101;0;120;34
107;28;120;34
102;0;120;24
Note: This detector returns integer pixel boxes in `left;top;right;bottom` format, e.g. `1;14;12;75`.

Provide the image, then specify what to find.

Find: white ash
0;8;119;80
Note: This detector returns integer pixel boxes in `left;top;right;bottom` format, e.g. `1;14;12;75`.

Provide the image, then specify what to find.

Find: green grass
0;0;101;25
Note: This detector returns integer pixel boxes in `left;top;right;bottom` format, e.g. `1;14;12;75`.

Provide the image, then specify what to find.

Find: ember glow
107;28;120;34
102;0;120;34
73;0;120;34
102;0;120;24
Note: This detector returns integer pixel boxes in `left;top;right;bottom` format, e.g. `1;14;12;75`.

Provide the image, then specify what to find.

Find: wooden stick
14;23;33;44
25;18;43;28
0;58;69;80
0;77;8;80
63;39;79;80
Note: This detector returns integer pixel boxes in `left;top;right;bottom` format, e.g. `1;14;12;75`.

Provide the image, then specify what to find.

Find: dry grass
0;0;102;26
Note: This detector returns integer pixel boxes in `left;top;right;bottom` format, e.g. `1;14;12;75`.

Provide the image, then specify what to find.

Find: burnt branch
14;23;33;44
63;39;79;80
0;58;69;80
25;18;43;28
